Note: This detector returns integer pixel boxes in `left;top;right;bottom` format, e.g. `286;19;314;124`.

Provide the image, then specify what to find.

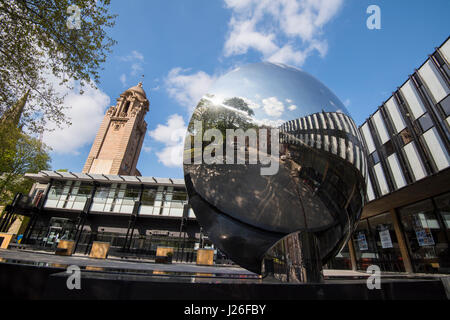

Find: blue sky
45;0;450;179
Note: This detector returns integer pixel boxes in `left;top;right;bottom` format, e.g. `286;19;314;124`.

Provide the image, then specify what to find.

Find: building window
421;127;450;171
91;184;140;213
44;181;65;208
123;101;131;114
385;97;406;134
69;182;92;210
401;141;427;182
434;192;450;242
368;213;405;272
398;128;414;146
398;199;449;274
373;111;390;144
121;185;140;213
140;186;164;215
353;220;379;270
370;151;380;165
44;181;92;210
361;123;376;154
326;243;351;270
400;80;426;120
91;185;110;212
416;113;434;133
382;140;395;157
438;94;450;118
432;52;450;82
386;153;407;189
374;163;390;196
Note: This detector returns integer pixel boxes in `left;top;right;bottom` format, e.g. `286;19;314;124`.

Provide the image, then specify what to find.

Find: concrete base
0;250;448;300
43;271;448;300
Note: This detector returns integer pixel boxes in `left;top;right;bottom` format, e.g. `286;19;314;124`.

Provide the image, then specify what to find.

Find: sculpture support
262;231;323;283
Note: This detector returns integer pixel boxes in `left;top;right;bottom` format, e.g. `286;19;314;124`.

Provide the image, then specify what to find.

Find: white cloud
120;74;127;87
143;146;152;153
254;118;286;127
267;44;308;66
223;0;343;66
262;96;285;117
43;82;110;155
288;104;297;111
343;98;351;107
131;63;143;76
119;50;145;81
240;97;261;110
224;18;278;57
165;68;217;110
148;114;187;168
120;50;144;62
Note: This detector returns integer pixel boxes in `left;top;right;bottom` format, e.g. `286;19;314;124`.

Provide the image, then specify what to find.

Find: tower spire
1;90;30;128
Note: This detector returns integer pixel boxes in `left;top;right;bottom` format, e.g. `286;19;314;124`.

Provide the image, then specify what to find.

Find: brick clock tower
82;82;149;176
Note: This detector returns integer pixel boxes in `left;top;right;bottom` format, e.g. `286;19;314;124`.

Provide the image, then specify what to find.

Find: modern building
1;37;449;274
0;84;212;264
280;110;368;183
331;37;450;274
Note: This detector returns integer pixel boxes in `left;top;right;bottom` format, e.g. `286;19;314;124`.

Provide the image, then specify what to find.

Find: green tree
0;122;51;206
0;0;117;132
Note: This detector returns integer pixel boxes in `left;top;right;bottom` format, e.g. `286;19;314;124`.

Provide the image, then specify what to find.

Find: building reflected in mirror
183;62;367;282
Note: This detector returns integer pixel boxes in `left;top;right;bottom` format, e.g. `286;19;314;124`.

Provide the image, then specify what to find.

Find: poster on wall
415;228;435;247
413;214;435;247
379;229;393;249
357;232;368;251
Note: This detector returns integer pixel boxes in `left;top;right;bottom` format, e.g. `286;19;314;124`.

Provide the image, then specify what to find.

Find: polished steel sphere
183;62;367;274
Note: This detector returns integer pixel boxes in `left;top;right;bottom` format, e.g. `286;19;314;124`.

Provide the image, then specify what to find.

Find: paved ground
1;249;449;280
0;249;255;275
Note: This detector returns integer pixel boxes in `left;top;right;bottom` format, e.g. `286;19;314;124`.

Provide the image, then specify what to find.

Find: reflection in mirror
183;62;367;281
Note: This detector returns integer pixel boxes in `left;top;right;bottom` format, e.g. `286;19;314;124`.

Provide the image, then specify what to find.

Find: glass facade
398;197;450;273
352;213;405;272
91;184;140;213
45;180;93;210
367;213;404;272
24;177;206;264
140;186;189;217
44;181;193;218
348;192;450;274
361;38;449;202
353;220;378;270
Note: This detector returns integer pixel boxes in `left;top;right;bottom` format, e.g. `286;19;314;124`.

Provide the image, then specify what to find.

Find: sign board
416;228;435;247
379;229;393;249
357;232;368;251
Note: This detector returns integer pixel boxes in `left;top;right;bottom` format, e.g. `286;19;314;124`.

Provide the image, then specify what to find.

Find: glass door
399;199;448;273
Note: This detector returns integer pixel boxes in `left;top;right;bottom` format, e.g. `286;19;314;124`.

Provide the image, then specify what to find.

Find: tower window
123;101;131;114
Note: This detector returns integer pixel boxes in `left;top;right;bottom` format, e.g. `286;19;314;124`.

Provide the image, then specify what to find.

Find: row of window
280;111;367;178
361;39;450;201
351;192;450;274
44;180;195;218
